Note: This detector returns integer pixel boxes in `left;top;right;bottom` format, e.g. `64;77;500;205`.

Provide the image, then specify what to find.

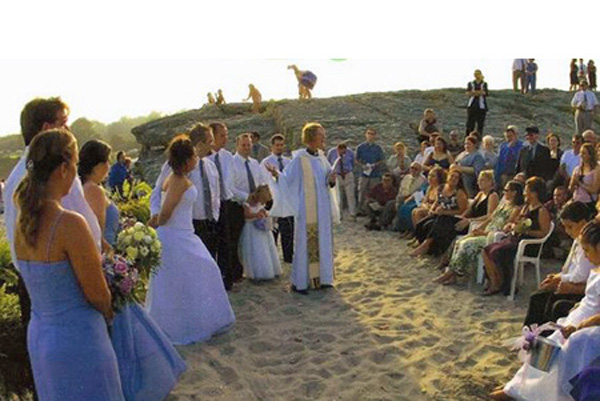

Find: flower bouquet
102;254;140;312
116;221;162;278
505;322;562;372
513;218;532;235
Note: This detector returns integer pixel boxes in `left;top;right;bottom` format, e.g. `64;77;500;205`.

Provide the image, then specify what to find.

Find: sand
166;218;561;401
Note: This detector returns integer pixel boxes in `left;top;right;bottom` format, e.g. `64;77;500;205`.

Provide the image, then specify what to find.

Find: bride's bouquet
102;254;140;312
513;218;532;235
116;221;162;278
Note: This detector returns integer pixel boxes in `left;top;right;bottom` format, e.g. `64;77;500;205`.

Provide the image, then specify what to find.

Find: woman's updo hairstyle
560;201;593;223
14;128;77;246
581;220;600;248
167;134;195;175
78;139;112;183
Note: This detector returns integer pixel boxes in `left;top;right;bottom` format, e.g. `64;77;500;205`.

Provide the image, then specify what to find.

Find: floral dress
448;202;516;277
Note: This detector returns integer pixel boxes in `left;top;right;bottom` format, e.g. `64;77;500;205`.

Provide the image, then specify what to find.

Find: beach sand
166;218;560;401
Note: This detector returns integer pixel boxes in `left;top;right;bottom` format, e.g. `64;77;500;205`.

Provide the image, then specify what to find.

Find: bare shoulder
61;210;91;234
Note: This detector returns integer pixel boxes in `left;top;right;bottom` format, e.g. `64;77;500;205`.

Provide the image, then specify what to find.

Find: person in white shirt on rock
261;134;294;263
571;80;599;134
149;123;221;257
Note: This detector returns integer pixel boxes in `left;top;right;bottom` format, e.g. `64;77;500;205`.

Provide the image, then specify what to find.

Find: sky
0;1;596;137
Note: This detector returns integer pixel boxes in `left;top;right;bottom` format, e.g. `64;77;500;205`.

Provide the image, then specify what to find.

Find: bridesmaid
13;129;125;401
79;140;186;401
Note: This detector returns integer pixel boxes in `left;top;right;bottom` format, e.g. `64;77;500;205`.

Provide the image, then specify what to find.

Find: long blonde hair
14;129;77;247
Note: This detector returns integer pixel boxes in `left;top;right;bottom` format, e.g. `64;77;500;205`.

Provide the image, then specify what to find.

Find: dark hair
209;121;227;134
167;135;195;175
506;180;525;206
188;123;212;146
581;220;600;247
560;201;592;223
525;176;546;202
545;132;561;147
20;97;69;146
581;143;598;167
447;167;466;191
271;134;285;145
468;130;482;141
573;133;584;143
435;136;448;152
251;131;260;139
429;165;446;186
382;173;393;180
466;135;479;147
116;151;125;161
15;129;77;247
78;140;112;183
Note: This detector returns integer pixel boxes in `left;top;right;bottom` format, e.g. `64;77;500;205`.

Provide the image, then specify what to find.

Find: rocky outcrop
133;89;588;182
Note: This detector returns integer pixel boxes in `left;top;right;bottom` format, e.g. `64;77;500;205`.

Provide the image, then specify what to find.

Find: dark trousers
523;289;584;326
466;108;486;135
216;200;244;289
193;219;219;259
273;216;294;263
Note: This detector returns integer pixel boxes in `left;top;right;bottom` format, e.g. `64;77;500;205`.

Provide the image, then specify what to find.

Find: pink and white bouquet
102;254;140;312
115;221;162;278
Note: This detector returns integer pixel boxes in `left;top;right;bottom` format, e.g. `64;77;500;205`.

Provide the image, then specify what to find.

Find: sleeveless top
425;154;451;170
518;205;542;239
160;185;197;231
104;201;120;246
573;166;597;203
437;188;459;211
471;191;495;219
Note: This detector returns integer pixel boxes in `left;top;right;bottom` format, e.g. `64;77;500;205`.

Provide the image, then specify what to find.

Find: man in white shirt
207;122;240;289
512;59;526;93
261;134;294;263
559;133;583;181
148;123;221;257
571;80;599;134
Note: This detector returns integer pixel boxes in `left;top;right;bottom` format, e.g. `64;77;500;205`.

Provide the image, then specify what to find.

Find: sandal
482;286;501;296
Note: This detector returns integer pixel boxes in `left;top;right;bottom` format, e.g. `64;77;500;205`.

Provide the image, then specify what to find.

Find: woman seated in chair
402;166;445;238
409;167;470;257
434;179;523;285
481;176;551;296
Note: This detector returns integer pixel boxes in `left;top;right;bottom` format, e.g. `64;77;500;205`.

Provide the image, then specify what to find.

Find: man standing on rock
356;128;385;215
267;123;338;294
571;80;598;134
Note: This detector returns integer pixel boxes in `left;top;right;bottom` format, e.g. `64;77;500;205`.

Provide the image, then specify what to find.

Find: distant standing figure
243;84;262;113
578;58;588;82
525;59;538;94
589;60;597;91
512;59;526;93
571;80;599;134
466;69;489;135
570;59;580;91
250;131;270;162
418;109;441;142
356;128;386;214
287;64;317;100
108;151;129;196
216;89;226;105
207;92;216;105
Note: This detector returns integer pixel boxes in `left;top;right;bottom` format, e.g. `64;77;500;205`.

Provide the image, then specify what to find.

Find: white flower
143;235;153;245
140;246;149;257
133;232;144;241
134;222;145;231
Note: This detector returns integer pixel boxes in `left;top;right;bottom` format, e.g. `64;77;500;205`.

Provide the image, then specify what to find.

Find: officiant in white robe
268;123;339;293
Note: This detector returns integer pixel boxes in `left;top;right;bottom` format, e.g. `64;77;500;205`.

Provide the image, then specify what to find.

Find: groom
268;122;337;294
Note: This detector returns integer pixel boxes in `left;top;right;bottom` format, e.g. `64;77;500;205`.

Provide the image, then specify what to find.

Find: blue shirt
327;148;355;175
494;140;523;183
356;142;385;177
108;162;128;188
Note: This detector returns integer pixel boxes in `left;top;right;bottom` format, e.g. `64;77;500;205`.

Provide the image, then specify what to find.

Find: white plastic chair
507;222;555;301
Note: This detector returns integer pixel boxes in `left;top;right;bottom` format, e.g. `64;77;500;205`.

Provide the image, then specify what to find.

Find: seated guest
423;136;453;173
447;130;463;159
396;162;427;206
517;126;554;183
546;132;564;190
495;125;523;188
414;140;431;167
453;135;486;197
365;173;397;231
583;129;598;147
418;108;441;142
514;172;527;185
569;143;600;213
482;177;551;296
386;141;412;182
432;169;500;269
13;129;125;401
397;166;444;236
410;167;469;257
435;180;524;285
491;220;600;401
481;135;498;170
557;133;583;188
523;201;594;326
543;185;572;259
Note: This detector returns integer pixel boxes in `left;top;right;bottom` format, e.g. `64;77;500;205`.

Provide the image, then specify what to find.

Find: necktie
530;144;536;161
214;152;226;199
200;159;214;221
339;154;345;178
277;156;284;172
245;159;256;193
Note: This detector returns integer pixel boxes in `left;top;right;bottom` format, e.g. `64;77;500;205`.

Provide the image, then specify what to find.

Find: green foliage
112;179;152;223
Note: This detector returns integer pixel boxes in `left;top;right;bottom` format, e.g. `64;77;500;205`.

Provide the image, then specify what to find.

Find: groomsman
188;124;221;257
261;134;294;263
207;122;237;290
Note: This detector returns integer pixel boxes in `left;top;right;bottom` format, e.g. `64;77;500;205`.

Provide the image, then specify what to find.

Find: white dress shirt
207;148;235;201
149;158;221;220
231;153;270;202
571;90;599;111
561;241;595;284
260;153;291;172
3;147;102;268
